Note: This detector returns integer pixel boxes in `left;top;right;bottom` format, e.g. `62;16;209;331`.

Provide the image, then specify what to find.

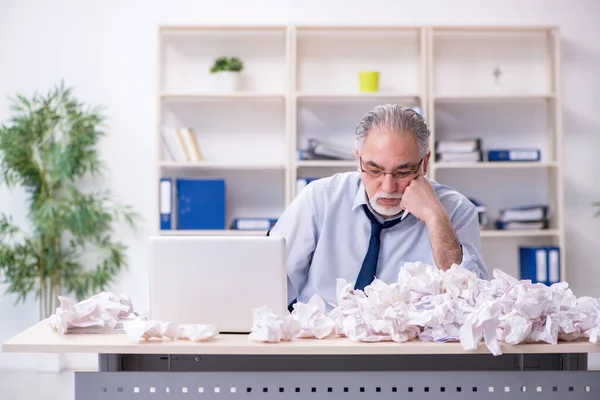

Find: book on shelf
435;138;483;163
161;125;204;163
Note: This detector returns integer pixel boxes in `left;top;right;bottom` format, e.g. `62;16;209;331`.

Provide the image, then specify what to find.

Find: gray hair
355;104;430;158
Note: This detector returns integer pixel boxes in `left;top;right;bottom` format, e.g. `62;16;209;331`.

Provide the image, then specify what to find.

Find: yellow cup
359;71;380;92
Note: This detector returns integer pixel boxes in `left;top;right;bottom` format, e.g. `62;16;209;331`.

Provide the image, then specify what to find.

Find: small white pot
214;71;240;92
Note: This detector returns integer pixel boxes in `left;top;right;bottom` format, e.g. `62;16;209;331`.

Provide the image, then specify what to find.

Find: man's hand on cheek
400;175;447;224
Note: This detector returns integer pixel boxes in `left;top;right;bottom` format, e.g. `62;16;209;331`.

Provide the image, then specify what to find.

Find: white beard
369;192;403;217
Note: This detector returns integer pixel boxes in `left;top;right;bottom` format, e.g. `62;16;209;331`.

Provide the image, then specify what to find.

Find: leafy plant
0;82;139;319
210;56;244;73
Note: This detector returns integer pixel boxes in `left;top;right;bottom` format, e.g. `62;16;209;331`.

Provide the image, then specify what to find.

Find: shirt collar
352;179;368;211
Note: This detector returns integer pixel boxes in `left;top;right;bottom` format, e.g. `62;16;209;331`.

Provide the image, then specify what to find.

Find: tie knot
362;204;403;234
370;221;384;236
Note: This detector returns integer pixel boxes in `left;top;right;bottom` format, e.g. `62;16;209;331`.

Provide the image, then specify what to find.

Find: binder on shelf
519;246;560;286
177;178;226;230
298;139;354;160
231;218;278;230
488;149;541;162
495;220;549;230
159;178;172;230
435;138;481;154
435;138;482;163
435;150;483;163
499;204;550;222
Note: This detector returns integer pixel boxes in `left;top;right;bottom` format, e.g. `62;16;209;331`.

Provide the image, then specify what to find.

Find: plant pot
214;71;240;92
359;71;380;92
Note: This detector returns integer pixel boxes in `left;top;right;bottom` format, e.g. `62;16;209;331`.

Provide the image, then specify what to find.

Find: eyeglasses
359;156;424;180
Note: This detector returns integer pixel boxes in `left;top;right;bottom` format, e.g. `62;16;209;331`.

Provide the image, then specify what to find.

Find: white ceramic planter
214;71;240;92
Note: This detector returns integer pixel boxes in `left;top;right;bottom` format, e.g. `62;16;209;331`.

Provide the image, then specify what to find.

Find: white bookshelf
157;25;290;235
427;26;564;281
156;24;565;280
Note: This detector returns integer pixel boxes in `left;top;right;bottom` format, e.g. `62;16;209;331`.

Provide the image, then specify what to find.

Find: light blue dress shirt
269;171;489;310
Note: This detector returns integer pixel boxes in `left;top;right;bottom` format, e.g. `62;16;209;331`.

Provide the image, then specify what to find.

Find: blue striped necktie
354;204;404;291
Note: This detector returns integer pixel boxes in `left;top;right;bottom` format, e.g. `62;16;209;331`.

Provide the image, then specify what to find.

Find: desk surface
3;320;600;356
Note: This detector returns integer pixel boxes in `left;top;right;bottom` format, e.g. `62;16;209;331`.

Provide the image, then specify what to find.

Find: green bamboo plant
0;82;139;319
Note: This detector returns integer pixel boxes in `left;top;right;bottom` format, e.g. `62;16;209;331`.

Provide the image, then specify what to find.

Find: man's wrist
423;206;449;228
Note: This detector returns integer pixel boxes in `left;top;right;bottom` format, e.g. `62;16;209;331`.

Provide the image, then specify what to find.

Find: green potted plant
0;81;139;321
210;56;244;92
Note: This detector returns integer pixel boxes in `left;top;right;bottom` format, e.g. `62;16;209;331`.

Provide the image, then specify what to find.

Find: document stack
298;138;355;160
495;204;550;230
434;138;483;163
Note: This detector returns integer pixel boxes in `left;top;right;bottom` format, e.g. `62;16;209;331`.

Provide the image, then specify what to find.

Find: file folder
488;149;540;162
519;246;560;286
177;178;226;230
159;178;172;230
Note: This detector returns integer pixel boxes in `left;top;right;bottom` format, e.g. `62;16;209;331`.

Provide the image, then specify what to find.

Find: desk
3;320;600;399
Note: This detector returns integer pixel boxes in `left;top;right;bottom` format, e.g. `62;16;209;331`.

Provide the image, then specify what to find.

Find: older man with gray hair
269;104;488;311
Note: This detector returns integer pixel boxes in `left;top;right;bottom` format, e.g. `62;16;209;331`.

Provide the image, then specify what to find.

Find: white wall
1;0;599;370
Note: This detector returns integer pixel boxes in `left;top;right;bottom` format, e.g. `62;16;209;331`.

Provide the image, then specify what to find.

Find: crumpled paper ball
248;305;301;343
122;319;219;342
48;292;134;334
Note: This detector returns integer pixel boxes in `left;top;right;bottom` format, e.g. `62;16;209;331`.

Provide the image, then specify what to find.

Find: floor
0;371;74;400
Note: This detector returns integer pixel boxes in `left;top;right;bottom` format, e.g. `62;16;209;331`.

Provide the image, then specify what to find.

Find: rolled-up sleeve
452;201;489;280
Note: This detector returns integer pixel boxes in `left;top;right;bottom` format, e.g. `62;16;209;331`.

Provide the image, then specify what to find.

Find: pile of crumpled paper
48;291;218;342
249;262;600;355
48;292;135;334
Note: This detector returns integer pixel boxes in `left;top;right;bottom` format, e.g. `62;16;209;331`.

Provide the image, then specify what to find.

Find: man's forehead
362;157;416;169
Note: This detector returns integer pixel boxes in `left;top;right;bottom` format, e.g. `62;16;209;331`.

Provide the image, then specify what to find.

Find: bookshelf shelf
433;94;556;102
161;93;285;101
160;161;286;170
433;161;557;170
156;24;564;282
296;93;421;101
295;160;356;168
159;229;268;236
480;229;560;238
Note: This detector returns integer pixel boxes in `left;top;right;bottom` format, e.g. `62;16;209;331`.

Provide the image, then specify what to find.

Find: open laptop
148;235;288;333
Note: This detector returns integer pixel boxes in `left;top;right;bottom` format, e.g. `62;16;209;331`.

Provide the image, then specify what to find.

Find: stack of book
298;138;355;161
161;125;204;163
435;138;483;163
495;204;551;230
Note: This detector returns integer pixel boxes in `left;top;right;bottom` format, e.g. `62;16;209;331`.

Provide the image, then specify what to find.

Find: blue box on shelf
177;178;226;230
